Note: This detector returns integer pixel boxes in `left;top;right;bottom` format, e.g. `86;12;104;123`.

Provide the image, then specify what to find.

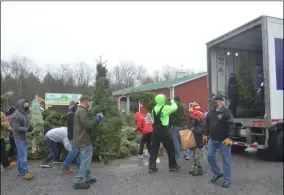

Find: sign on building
45;93;82;106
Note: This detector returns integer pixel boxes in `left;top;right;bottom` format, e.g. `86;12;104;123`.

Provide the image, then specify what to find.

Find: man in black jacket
228;73;239;117
203;94;234;188
62;102;80;174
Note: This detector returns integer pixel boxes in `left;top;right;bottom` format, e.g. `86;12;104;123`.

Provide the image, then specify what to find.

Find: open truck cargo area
206;16;283;160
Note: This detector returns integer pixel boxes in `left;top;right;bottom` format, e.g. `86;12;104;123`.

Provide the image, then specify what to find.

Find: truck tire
257;129;283;161
275;131;283;161
232;145;245;153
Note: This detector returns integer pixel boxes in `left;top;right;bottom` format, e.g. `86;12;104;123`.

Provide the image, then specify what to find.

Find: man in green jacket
148;94;180;173
73;95;103;189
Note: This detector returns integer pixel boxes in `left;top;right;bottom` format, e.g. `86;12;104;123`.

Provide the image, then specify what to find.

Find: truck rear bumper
233;141;266;150
234;118;265;127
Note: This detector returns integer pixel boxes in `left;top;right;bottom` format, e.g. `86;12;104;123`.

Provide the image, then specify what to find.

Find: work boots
62;167;74;174
73;182;90;189
189;164;203;176
23;173;34;180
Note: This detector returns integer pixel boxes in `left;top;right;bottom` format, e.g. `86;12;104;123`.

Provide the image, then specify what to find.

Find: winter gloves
222;138;233;146
95;112;104;122
202;136;232;146
203;135;208;143
28;124;33;132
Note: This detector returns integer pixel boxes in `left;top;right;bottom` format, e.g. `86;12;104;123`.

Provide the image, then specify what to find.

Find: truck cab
206;16;283;160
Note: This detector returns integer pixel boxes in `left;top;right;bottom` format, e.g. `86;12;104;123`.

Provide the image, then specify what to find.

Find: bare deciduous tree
161;65;176;81
75;62;95;88
1;55;200;107
111;61;137;90
136;65;147;80
153;70;161;82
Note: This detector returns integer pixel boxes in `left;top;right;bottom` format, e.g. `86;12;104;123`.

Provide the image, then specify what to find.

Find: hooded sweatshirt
12;99;29;141
152;94;178;126
45;127;71;152
135;112;153;134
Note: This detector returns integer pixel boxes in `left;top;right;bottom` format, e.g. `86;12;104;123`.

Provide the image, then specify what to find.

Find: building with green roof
112;72;208;114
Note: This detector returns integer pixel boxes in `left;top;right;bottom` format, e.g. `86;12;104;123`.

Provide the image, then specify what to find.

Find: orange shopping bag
179;129;196;149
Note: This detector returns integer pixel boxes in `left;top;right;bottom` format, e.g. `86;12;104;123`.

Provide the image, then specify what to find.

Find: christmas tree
27;95;45;159
236;64;254;108
90;57;124;164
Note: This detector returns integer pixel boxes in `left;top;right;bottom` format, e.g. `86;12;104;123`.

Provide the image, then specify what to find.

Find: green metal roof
112;72;207;96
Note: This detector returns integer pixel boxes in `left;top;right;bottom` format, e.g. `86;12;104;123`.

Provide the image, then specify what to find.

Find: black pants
228;97;238;117
42;137;62;164
1;138;11;168
139;132;152;155
149;125;177;170
9;137;16;158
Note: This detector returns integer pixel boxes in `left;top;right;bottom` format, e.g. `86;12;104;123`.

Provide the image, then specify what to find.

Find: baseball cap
213;94;224;101
79;95;91;102
174;96;180;102
69;100;77;106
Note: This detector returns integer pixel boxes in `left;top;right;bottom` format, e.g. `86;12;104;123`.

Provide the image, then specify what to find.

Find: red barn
112;72;208;115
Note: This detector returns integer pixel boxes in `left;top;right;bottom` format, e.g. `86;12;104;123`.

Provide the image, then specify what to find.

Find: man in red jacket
135;112;153;159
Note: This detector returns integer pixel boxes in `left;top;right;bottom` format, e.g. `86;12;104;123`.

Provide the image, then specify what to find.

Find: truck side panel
267;17;283;120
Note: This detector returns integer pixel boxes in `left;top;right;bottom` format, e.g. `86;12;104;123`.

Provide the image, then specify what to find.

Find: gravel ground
1;150;283;195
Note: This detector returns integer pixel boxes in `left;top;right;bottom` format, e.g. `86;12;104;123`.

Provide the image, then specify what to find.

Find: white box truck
206;16;283;160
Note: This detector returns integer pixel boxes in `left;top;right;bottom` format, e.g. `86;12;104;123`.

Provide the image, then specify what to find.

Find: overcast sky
1;1;283;73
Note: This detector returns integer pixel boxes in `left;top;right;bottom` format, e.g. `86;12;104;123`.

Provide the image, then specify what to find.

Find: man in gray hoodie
12;99;34;180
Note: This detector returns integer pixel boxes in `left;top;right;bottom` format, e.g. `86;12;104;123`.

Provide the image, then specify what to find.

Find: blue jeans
63;140;80;169
172;126;190;160
15;140;29;174
207;139;231;182
74;145;93;184
42;136;62;164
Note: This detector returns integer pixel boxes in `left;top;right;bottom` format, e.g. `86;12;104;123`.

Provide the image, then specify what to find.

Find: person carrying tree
1;111;16;169
12;99;34;180
135;112;153;159
72;95;103;189
148;94;180;173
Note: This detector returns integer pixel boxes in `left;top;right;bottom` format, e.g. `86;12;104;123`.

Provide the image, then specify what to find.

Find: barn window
129;96;139;113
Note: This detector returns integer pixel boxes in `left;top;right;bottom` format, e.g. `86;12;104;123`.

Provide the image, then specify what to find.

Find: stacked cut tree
90;58;140;164
27;95;46;159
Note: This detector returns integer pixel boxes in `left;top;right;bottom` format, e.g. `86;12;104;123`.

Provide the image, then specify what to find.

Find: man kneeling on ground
41;127;71;168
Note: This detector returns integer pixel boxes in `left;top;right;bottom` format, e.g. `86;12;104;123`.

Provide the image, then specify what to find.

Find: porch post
126;96;130;114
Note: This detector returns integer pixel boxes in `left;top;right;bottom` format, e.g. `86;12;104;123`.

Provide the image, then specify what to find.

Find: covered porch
117;95;140;114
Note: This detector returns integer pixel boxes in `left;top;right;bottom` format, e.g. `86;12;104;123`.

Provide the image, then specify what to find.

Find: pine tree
90;57;123;164
27;95;45;159
236;64;254;108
